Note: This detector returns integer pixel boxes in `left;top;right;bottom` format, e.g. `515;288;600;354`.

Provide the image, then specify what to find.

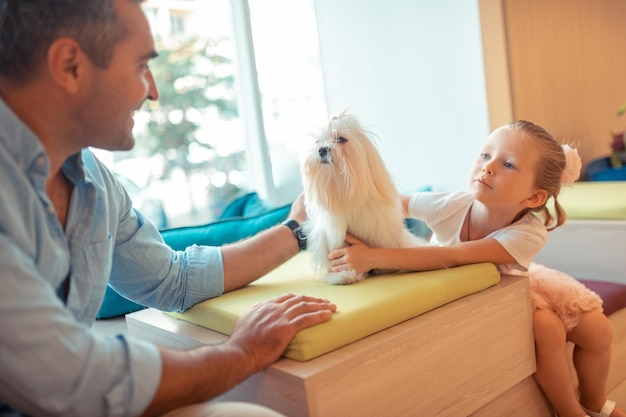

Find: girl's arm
328;234;515;274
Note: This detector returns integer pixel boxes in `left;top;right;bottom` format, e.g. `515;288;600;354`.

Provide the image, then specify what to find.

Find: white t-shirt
408;191;548;275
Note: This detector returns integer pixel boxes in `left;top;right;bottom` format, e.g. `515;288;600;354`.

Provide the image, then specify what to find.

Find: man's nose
146;69;159;101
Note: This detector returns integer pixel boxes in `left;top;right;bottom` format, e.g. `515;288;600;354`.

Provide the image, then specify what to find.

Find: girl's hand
328;234;375;274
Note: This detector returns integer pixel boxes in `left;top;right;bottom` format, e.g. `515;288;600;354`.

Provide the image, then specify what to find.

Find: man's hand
227;294;336;371
288;193;307;224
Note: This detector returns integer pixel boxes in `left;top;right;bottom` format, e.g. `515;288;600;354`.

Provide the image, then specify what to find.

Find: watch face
296;230;307;249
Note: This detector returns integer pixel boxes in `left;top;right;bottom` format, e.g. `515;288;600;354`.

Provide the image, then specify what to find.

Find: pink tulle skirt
528;263;603;331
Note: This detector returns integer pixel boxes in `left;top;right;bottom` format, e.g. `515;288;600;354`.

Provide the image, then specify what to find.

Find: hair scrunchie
561;144;582;185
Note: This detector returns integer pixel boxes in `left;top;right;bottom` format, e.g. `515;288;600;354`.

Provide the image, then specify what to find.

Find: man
0;1;336;416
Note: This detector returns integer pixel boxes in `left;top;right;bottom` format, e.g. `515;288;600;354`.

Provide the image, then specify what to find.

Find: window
94;0;326;229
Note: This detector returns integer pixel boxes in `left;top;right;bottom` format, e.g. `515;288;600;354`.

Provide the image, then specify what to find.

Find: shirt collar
0;96;88;184
63;151;88;185
0;96;49;177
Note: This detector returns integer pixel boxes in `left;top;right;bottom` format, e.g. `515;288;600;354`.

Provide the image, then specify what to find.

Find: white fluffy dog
301;110;425;285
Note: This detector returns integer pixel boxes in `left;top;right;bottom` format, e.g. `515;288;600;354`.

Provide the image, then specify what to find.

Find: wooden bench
127;274;535;416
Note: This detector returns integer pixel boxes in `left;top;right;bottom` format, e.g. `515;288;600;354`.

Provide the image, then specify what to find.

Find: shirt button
37;157;45;166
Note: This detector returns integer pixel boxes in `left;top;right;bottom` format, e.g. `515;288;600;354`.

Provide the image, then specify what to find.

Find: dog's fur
301;110;426;285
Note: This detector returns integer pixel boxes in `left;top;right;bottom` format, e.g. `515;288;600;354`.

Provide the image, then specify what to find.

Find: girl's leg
533;308;587;417
568;309;625;417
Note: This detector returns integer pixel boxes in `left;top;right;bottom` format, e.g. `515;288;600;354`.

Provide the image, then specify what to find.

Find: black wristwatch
282;219;307;251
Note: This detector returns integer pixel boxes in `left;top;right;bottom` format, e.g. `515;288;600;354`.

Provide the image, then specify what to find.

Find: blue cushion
97;286;145;319
218;192;273;219
96;197;291;319
161;204;290;250
586;156;626;181
404;218;431;239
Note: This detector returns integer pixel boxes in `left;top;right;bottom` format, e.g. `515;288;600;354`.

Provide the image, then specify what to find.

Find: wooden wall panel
481;0;626;170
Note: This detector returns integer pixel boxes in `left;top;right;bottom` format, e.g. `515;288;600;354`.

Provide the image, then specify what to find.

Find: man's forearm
140;344;257;417
221;224;300;292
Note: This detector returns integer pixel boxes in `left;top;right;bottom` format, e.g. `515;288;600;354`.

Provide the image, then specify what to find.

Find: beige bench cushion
170;253;501;361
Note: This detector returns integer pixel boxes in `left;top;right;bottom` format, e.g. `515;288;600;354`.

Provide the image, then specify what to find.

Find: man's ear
525;189;549;209
47;37;89;94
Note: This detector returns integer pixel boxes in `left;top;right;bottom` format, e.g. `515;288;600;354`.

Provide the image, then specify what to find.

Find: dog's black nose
319;147;329;158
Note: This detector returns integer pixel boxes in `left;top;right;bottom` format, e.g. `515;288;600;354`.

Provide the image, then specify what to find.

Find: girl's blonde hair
508;120;566;230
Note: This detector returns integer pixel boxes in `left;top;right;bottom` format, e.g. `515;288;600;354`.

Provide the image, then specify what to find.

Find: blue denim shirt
0;98;225;416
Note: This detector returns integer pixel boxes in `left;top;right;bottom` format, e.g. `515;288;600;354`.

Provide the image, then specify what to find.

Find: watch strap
282;219;307;251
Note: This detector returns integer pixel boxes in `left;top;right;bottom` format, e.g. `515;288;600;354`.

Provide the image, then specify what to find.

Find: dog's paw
323;270;365;285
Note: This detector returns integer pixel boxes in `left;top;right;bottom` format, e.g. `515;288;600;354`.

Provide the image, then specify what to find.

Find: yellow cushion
169;253;501;361
558;181;626;219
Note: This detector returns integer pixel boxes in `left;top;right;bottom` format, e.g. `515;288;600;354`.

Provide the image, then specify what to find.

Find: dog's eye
336;136;348;144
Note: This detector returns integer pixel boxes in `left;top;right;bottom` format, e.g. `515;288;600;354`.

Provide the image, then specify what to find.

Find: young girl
328;120;624;417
